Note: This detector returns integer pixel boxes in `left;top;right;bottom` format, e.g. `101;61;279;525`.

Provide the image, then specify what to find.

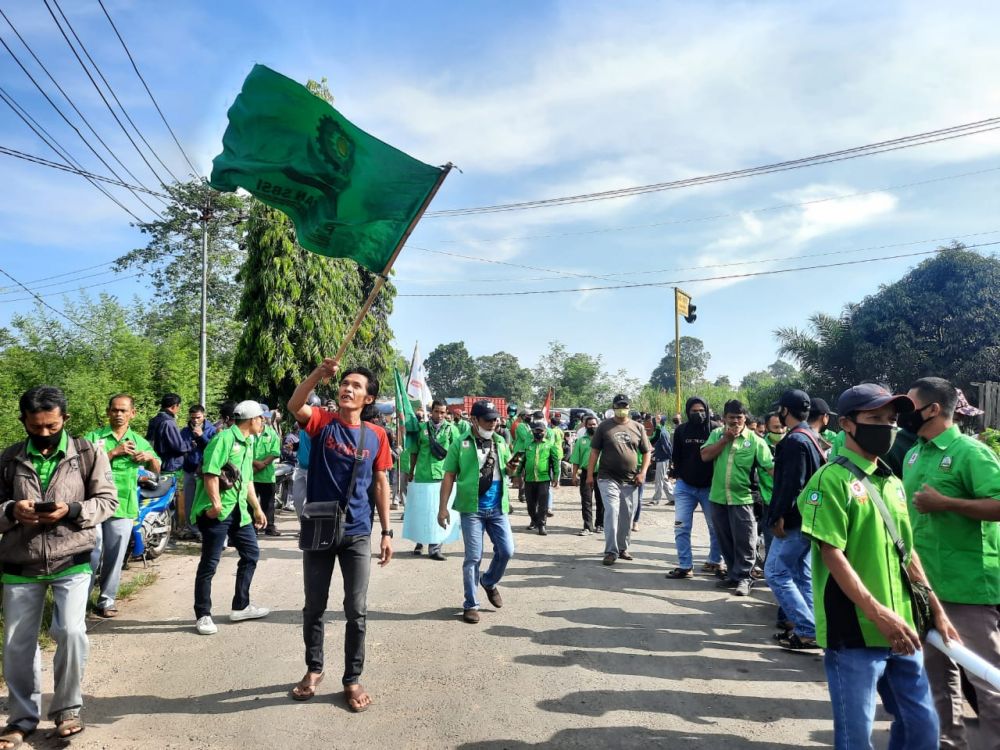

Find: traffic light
684;304;697;324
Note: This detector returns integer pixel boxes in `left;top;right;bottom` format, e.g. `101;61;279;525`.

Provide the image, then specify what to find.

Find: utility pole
199;198;211;408
673;287;697;416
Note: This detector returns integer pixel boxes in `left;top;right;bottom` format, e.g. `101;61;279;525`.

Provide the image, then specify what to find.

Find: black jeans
302;534;371;685
579;469;595;531
524;481;550;528
193;510;259;618
254;481;276;531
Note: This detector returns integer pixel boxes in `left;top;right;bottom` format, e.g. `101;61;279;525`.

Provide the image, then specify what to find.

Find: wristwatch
381;528;393;538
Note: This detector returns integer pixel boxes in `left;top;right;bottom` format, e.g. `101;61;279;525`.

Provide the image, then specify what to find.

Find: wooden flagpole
332;163;454;365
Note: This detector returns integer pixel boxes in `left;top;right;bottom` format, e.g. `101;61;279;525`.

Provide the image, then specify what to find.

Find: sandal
290;671;324;701
665;568;693;579
701;562;723;573
777;633;820;651
54;713;84;738
344;685;372;713
0;726;32;749
618;551;634;561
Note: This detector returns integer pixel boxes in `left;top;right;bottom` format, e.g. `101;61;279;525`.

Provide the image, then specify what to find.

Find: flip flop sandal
345;688;372;713
54;713;84;739
665;568;693;579
701;562;723;573
291;672;324;701
0;726;33;749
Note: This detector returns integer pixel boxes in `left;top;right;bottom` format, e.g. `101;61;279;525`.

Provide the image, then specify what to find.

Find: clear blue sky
2;1;999;391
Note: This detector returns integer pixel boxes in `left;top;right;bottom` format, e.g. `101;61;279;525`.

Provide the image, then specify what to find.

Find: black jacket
767;424;825;529
669;397;714;489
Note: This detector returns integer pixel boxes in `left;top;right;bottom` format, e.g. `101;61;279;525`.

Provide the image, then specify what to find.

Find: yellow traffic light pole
674;287;694;416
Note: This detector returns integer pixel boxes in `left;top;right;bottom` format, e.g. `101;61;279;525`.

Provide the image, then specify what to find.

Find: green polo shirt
252;425;281;483
903;424;1000;605
821;429;837;443
827;430;846;460
83;426;158;520
6;433;91;584
799;447;916;648
443;433;511;514
570;433;592;468
409;420;458;482
705;427;774;505
189;425;254;525
522;435;562;483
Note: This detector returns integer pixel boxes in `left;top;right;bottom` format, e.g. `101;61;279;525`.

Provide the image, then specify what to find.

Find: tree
425;342;483;397
649;336;710;390
475;352;533;404
767;359;799;380
713;375;732;389
775;309;857;400
533;341;627;408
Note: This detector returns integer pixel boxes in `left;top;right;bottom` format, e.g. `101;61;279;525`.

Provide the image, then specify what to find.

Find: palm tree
774;306;858;399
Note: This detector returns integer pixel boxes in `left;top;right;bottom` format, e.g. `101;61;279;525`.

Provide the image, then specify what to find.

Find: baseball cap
470;400;500;421
809;397;836;418
232;400;264;420
612;394;630;407
777;389;811;412
258;402;272;419
836;384;914;416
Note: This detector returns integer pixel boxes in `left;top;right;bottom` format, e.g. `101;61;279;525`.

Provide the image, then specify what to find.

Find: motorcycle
125;468;176;565
274;459;295;512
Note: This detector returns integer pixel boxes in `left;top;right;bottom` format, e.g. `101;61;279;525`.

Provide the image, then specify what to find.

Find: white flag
407;343;433;407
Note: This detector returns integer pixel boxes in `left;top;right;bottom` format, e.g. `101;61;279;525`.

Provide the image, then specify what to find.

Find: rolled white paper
927;629;1000;690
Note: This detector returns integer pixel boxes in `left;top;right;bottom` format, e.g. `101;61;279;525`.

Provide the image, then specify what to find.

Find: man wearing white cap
189;400;269;636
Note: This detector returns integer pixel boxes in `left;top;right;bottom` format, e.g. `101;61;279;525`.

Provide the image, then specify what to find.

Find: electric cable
0;144;170;197
0;266;101;334
0;271;145;303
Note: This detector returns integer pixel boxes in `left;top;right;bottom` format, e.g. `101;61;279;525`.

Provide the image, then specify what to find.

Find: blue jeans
672;479;721;569
460;509;515;610
764;529;813;637
193;510;260;618
825;647;938;750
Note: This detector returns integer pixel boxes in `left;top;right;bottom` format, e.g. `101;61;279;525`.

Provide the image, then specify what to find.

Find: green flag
209;65;444;273
393;367;420;446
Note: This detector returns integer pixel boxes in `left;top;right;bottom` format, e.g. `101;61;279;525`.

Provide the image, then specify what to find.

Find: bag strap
831;456;909;564
343;422;368;506
790;426;828;464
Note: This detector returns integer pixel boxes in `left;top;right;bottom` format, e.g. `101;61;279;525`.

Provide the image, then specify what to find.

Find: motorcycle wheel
145;513;173;559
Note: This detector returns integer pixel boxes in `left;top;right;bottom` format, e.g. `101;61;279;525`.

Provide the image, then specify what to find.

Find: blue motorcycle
125;468;177;564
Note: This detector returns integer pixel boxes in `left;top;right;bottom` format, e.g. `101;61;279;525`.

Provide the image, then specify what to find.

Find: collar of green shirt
25;429;68;460
837;445;878;476
92;424;139;444
920;423;962;452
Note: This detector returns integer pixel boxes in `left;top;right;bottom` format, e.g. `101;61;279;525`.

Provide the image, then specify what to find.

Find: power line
410;229;1000;284
45;0;178;185
0;144;170;197
0;271;145;304
0;266;101;334
426;118;1000;217
0;268;141;296
396;241;1000;297
0;88;144;222
0;12;164;217
433;164;1000;244
97;0;200;176
407;245;621;282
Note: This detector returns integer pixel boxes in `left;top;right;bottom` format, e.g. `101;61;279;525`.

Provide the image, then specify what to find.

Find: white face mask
476;426;494;440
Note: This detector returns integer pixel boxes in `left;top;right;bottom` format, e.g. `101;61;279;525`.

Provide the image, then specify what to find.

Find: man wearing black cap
587;395;651;566
765;389;826;649
797;383;957;748
438;400;514;624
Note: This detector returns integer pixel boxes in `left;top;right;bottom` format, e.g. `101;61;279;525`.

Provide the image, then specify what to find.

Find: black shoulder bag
427;422;449;461
299;423;367;552
831;456;933;638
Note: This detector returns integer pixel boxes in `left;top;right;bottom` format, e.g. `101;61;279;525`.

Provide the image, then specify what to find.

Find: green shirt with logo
903;424;1000;605
798;447;916;648
83;426;158;520
252;425;281;483
189;425;254;525
409;420;459;482
521;435;563;483
705;427;774;505
443;433;511;514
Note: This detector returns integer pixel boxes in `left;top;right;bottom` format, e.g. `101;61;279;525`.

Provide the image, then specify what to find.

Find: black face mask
532;432;545;441
586;427;596;436
897;405;932;435
28;429;63;452
690;412;707;425
850;423;896;457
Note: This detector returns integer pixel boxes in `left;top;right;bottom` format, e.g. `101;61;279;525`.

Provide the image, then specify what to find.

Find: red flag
541;387;554;422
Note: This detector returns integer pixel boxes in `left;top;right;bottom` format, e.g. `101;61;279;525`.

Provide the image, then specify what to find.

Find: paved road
14;486;918;748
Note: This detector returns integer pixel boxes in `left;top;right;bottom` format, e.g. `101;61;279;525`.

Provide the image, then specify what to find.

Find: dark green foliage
475;351;533;403
425;342;483;398
649;336;710;390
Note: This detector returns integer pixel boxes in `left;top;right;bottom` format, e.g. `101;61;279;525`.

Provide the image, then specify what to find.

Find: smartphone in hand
33;501;58;513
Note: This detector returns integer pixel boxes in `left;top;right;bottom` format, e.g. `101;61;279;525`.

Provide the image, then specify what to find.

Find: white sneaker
577;529;592;536
230;604;270;622
195;616;218;635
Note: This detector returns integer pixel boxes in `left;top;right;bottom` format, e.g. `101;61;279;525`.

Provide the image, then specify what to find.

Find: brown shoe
602;553;617;566
462;608;480;624
618;551;634;561
484;585;503;609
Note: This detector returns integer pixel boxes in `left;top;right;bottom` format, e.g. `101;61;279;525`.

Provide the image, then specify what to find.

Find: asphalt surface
7;485;945;749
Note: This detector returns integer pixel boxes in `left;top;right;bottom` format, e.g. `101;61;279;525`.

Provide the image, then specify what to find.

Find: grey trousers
650;461;672;502
2;573;90;730
709;502;757;583
90;516;134;609
924;601;1000;750
598;478;637;556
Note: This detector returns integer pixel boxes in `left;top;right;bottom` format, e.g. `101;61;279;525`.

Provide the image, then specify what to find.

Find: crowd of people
0;363;997;750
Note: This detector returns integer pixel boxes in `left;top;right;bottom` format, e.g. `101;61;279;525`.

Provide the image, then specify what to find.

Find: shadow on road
457;725;835;749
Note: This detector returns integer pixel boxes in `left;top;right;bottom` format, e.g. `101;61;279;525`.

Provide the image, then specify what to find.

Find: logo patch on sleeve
806;490;823;506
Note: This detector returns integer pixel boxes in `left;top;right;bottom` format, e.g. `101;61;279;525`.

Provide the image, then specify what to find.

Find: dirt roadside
9;486;924;749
